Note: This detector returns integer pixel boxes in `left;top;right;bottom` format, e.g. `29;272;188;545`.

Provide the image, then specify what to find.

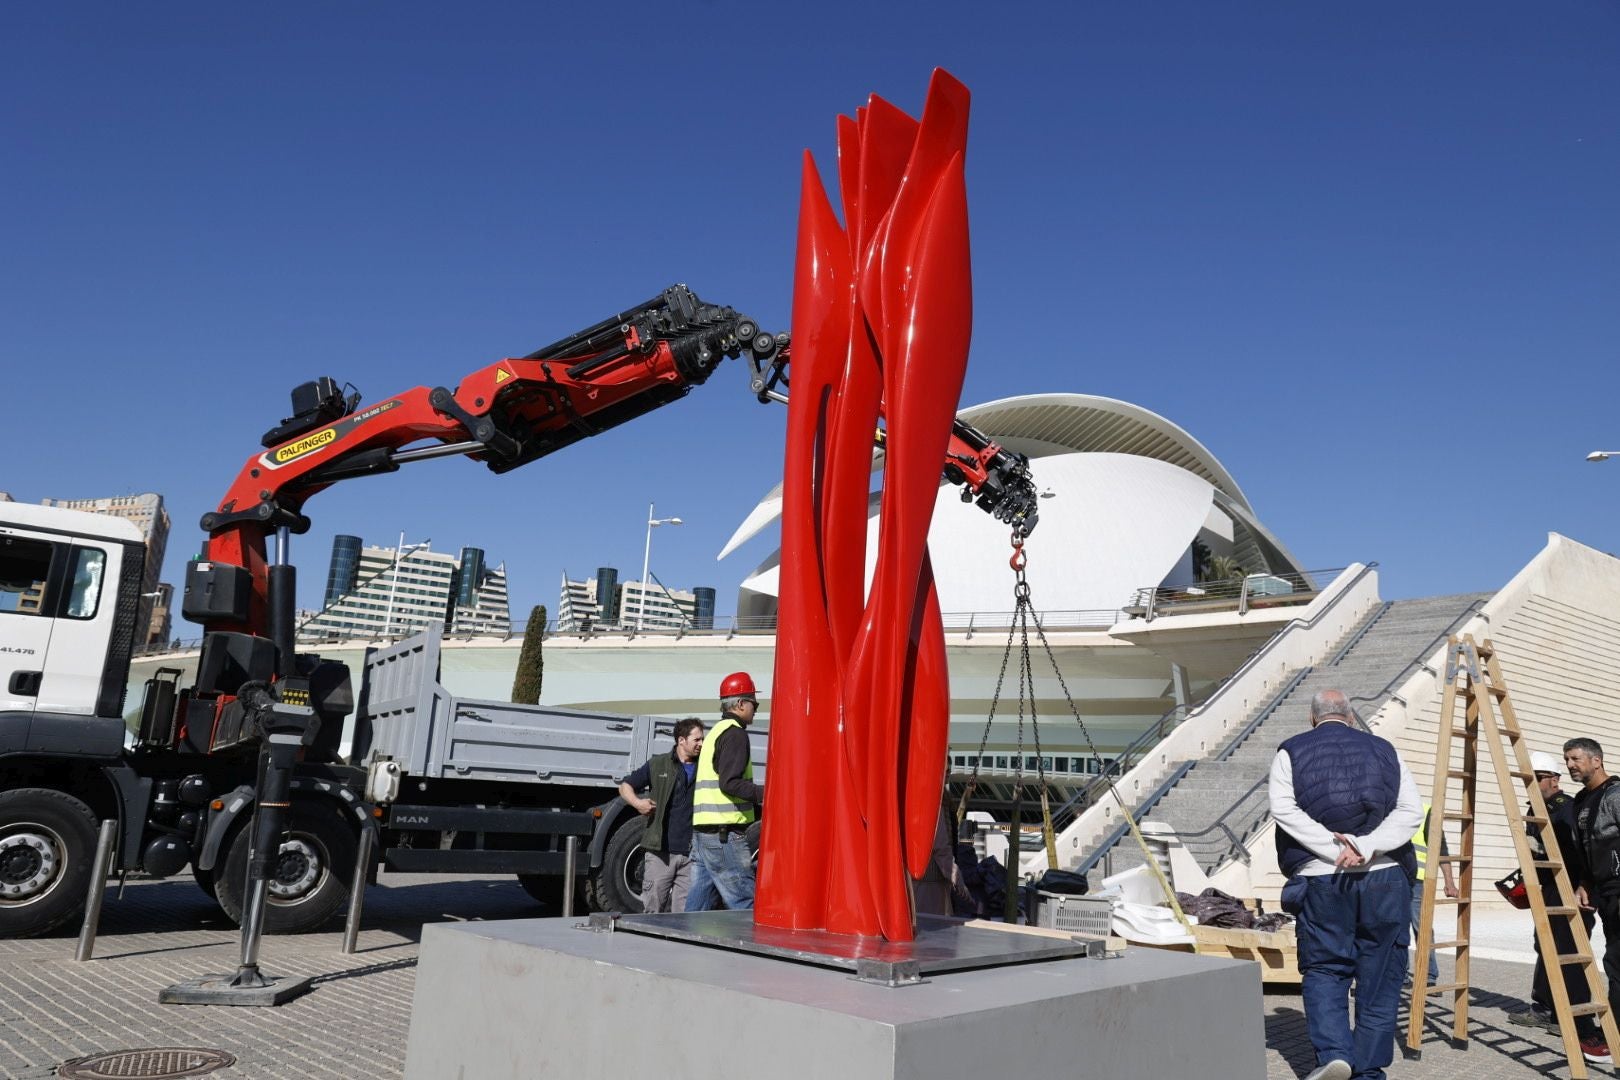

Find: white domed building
721;392;1306;626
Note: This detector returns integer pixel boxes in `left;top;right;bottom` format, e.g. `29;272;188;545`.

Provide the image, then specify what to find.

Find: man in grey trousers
617;718;704;912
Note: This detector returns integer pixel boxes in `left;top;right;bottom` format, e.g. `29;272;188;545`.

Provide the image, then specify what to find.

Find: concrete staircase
1086;593;1491;883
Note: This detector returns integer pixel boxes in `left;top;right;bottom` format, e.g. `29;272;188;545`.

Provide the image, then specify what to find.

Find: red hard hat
719;672;758;700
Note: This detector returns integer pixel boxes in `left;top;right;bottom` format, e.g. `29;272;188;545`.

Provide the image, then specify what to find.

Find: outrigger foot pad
159;964;312;1007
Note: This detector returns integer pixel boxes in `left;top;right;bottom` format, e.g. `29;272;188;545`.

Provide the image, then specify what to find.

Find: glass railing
1123;566;1348;621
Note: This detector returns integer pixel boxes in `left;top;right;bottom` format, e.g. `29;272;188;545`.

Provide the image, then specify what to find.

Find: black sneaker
1508;1007;1559;1035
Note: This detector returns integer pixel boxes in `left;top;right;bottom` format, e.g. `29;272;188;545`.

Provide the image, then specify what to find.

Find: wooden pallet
1131;923;1298;983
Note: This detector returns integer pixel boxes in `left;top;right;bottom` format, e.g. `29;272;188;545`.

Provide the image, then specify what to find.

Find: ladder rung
1424;981;1469;995
1450;727;1476;738
1522;815;1549;826
1530;860;1562;870
1507;769;1534;780
1435;855;1471;864
1543;906;1580;916
1428;939;1467;950
1443;812;1474;822
1556;952;1595;965
1569;1002;1611;1017
1432;897;1463;906
1446;768;1472;779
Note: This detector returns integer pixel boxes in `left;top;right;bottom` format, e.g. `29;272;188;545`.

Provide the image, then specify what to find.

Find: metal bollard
341;826;375;954
562;835;579;918
74;820;119;962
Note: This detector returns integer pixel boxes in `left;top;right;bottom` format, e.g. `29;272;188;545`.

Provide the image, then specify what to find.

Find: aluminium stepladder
1406;635;1620;1077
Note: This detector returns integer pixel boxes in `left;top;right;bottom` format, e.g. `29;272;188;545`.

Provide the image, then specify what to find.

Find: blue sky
4;3;1617;629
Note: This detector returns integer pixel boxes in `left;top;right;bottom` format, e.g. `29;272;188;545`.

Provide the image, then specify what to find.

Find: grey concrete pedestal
403;917;1265;1079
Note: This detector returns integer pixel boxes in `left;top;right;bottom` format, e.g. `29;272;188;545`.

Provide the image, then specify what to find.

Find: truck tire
591;824;646;914
214;800;356;933
191;864;217;899
0;788;99;938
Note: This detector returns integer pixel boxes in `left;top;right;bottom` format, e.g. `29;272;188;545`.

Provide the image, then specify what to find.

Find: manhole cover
59;1047;235;1079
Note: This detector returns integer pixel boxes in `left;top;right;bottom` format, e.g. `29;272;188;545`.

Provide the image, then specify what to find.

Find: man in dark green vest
617;718;705;912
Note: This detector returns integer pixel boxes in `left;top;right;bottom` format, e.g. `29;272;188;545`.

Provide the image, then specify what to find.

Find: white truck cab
0;503;146;758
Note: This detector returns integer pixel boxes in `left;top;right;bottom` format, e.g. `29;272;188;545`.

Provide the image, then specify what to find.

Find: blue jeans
1410;876;1438;985
684;828;755;911
1296;868;1411;1080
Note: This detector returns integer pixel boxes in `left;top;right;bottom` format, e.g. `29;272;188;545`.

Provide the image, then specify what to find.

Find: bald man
1270;689;1423;1080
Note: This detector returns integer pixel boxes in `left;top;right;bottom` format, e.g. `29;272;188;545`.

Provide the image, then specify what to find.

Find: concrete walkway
0;875;1601;1078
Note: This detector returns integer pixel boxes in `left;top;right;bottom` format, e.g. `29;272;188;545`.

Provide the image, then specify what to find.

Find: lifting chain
955;528;1197;941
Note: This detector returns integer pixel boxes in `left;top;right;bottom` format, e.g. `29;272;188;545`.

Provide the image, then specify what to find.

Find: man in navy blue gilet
1270;689;1422;1080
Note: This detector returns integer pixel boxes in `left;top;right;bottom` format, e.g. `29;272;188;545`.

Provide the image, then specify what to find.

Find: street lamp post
639;503;683;632
383;534;431;638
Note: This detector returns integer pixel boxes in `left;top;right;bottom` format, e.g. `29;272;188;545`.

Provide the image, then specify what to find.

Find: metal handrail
1213;667;1314;762
1327;600;1394;666
1083;666;1315;874
1345;597;1491;712
1056;562;1381;870
1048;703;1197;822
1052;562;1380;819
236;607;1130;652
1125;566;1352;621
1073;762;1196;877
1153;594;1492;872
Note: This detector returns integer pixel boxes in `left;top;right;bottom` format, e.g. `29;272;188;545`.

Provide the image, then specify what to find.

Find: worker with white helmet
1508;748;1604;1062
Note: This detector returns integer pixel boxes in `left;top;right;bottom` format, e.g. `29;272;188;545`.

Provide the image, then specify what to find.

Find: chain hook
1009;532;1027;573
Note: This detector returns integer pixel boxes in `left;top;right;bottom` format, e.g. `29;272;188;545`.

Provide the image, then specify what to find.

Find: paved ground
0;873;540;1080
0;875;1606;1079
1265;956;1614;1079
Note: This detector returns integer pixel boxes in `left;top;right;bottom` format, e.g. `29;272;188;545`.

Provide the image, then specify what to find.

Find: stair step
1073;592;1496;874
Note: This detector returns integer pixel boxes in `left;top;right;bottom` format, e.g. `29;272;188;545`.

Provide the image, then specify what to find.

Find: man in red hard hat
685;672;765;911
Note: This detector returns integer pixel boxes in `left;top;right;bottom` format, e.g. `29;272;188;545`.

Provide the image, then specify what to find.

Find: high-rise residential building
451;548;510;637
299;538;511;642
147;582;174;647
691;586;716;630
557;568;709;632
557;572;604;631
324;534;363;607
40;492;171;646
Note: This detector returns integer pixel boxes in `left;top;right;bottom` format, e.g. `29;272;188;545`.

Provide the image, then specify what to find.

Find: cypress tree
511;604;547;704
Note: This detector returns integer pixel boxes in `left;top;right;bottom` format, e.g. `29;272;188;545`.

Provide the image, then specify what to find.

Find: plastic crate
1035;892;1113;936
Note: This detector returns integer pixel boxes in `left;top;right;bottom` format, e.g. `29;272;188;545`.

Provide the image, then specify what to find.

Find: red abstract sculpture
755;69;972;941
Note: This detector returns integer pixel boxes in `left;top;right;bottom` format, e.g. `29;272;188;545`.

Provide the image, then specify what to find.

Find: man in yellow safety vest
1410;802;1459;986
685;672;765;911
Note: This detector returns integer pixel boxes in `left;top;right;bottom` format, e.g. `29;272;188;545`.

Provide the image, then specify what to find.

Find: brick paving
0;873;537;1080
1265;955;1616;1079
0;875;1603;1078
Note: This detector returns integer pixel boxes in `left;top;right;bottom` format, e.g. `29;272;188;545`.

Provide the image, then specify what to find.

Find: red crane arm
190;284;1037;647
199;286;759;637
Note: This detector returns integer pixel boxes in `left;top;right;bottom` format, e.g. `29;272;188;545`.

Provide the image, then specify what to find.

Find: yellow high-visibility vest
692;716;755;826
1414;803;1431;881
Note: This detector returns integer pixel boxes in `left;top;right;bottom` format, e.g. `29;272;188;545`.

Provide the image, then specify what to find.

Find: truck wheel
215;800;356;933
592;824;646;914
191;864;217;899
0;788;98;938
